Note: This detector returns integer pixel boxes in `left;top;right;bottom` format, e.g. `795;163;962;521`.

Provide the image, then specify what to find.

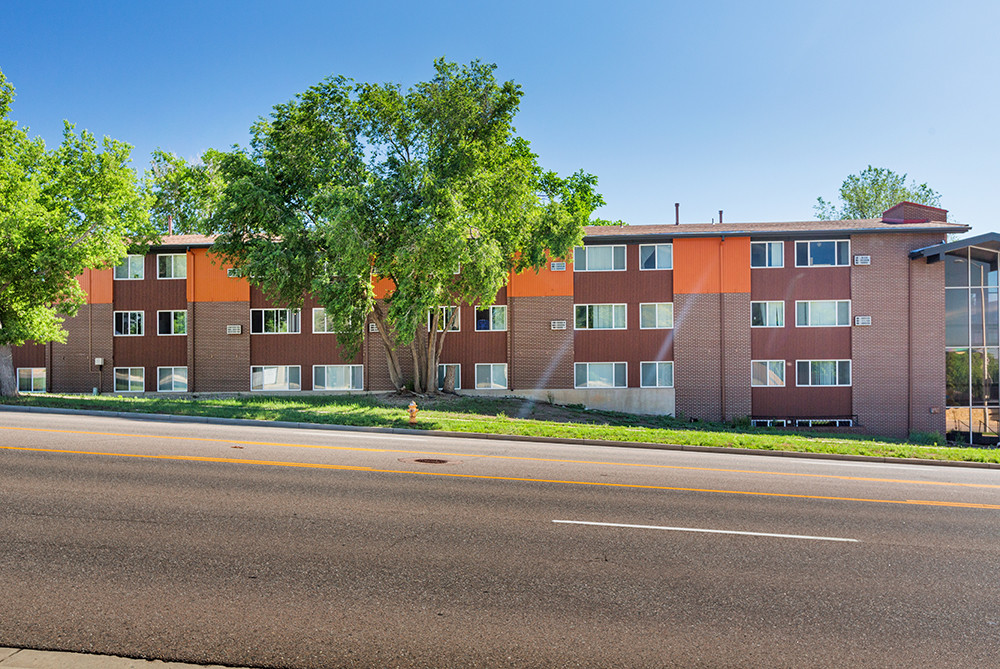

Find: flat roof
585;218;968;242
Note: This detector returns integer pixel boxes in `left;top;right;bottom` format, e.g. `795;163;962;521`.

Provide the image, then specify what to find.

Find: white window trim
156;366;188;392
16;367;46;393
114;254;145;280
794;300;851;328
750;241;784;269
794;240;851;268
474;305;507;332
437;363;461;390
639;361;674;388
312;364;364;391
751;360;786;387
113;367;145;393
638;243;674;271
638;302;674;329
795;359;852;387
751;301;785;328
574;303;628;330
573;245;627;272
574;361;628;389
157;253;187;280
113;310;144;337
474;363;508;389
156;309;187;336
250;308;302;334
312;308;337;334
250;365;302;391
428;306;460;332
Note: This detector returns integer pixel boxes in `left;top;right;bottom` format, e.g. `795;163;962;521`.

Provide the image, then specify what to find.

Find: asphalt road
1;410;999;668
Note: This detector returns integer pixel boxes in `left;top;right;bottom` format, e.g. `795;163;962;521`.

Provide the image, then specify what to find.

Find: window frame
312;364;364;391
750;241;784;268
428;306;460;332
574;362;628;389
751;360;786;387
794;240;851;268
638;302;674;329
795;300;851;328
751;301;785;328
639;243;673;271
113;310;144;337
114;367;145;393
437;363;461;390
795;359;852;387
16;367;46;393
156;366;188;392
250;365;302;391
573;245;627;272
574;303;627;330
312;308;336;334
156;309;187;336
639;361;673;388
250;308;301;334
474;305;507;332
474;363;507;389
113;255;144;280
157;253;187;280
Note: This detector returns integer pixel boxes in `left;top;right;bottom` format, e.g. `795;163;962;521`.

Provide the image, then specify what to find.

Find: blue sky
3;0;998;232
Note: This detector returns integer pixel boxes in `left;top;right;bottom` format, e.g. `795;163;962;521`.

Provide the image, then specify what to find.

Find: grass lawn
3;392;998;465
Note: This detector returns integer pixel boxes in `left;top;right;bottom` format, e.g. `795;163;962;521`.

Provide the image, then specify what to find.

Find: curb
2;404;998;470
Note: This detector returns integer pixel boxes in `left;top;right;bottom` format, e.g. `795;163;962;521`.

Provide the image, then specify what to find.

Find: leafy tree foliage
199;59;606;393
815;166;941;220
0;69;153;396
148;148;225;235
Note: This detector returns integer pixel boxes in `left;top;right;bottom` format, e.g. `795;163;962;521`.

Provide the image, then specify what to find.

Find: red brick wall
50;304;113;393
723;293;752;420
191;302;250;392
674;293;722;421
510;295;574;390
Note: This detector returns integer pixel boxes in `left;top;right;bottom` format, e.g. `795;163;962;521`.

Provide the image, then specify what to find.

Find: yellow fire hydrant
408;400;418;425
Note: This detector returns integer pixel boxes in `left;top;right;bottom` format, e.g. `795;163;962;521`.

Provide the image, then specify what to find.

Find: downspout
907;256;912;437
719;237;726;422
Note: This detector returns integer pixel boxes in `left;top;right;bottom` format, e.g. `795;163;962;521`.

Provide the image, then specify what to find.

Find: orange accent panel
372;277;396;299
509;255;574;297
190;248;250;302
78;268;112;304
720;237;751;293
673;238;720;294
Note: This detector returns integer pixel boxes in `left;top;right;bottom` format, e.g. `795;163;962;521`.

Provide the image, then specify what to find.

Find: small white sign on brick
854;315;872;326
226;325;242;335
369;323;379;333
550;261;567;272
551;320;567;330
854;255;871;266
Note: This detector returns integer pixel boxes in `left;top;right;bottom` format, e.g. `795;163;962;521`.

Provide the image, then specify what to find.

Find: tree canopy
168;59;607;393
0;68;153;396
814;166;941;220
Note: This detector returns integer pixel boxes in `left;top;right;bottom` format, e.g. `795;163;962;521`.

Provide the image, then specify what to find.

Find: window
438;363;461;390
17;368;45;393
157;367;188;392
114;311;144;336
751;301;784;328
157;310;187;335
639;303;673;329
639;361;673;388
475;305;507;331
475;363;507;389
751;360;785;387
575;362;627;388
251;365;301;391
313;308;336;334
313;365;363;391
251;309;301;334
574;245;626;271
751;241;783;268
428;306;459;331
575;304;626;330
114;367;144;392
795;240;850;267
157;253;187;279
795;300;850;327
796;360;851;387
639;244;673;270
114;255;144;280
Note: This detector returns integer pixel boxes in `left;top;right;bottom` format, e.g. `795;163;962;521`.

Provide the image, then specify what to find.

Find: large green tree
0;69;153;396
148;148;225;235
198;59;605;393
815;165;941;220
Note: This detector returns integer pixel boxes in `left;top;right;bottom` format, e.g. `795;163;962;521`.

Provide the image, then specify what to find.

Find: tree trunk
0;344;19;398
442;365;456;393
370;305;404;392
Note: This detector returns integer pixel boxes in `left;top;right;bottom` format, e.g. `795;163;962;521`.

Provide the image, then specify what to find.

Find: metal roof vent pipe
719;210;723;225
675;203;680;225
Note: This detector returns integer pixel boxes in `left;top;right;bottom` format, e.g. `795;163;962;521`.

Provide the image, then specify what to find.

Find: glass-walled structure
945;245;1000;443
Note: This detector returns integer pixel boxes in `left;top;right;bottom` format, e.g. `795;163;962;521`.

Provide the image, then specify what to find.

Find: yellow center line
2;424;998;491
3;444;1000;510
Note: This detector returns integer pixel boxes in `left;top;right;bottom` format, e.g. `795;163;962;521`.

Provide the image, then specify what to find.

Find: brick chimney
881;201;948;224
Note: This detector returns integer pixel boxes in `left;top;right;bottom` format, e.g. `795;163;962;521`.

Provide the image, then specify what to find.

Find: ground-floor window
795;360;851;386
639;361;673;388
114;367;145;392
575;362;627;388
251;365;301;391
475;363;507;389
313;364;363;391
17;367;45;393
438;363;461;390
157;367;188;392
751;360;785;387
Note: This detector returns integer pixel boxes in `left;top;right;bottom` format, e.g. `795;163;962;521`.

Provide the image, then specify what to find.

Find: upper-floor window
639;244;672;270
751;241;783;268
428;306;459;331
751;301;784;327
157;310;187;336
157;253;187;279
795;240;850;267
114;255;144;280
574;245;626;272
475;305;507;331
639;303;673;329
312;308;337;334
114;311;144;336
795;300;850;327
575;304;626;330
251;308;301;334
796;360;851;387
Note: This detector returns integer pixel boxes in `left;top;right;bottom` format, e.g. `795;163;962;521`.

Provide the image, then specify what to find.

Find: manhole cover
414;458;448;464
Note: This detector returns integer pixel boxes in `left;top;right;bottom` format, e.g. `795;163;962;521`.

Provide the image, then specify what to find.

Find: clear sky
3;0;998;232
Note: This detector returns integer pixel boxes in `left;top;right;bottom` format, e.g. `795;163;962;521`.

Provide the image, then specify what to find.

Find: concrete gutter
0;646;253;668
2;404;998;470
